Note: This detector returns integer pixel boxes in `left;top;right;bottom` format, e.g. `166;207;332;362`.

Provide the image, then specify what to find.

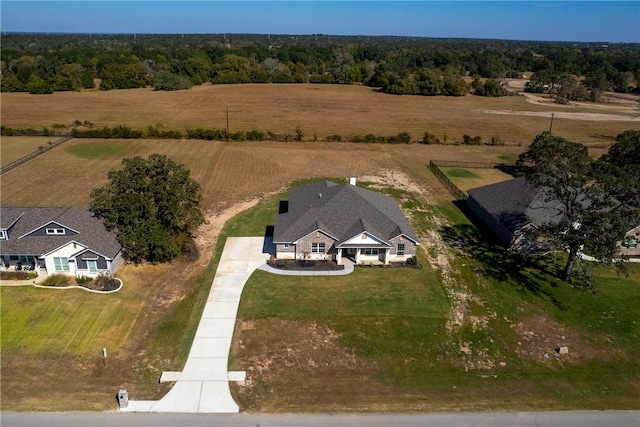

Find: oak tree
517;132;637;282
91;154;205;263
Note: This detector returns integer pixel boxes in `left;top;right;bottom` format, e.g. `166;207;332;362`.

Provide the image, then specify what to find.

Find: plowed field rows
0;138;525;213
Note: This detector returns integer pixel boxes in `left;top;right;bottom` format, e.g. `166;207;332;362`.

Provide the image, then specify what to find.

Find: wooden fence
1;135;72;175
428;161;468;201
428;160;513;201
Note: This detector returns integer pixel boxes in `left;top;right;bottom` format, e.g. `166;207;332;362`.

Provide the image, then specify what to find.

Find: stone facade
295;231;336;260
388;235;417;261
275;243;296;259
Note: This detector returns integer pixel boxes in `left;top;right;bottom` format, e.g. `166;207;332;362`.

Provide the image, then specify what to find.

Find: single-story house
620;225;640;256
467;178;640;256
0;205;123;277
273;178;419;265
466;177;563;247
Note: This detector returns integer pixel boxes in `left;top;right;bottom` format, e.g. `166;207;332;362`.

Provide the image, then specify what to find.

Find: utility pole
225;103;230;141
549;112;555;134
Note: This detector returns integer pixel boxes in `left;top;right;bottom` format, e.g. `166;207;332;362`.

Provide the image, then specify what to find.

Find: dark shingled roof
273;181;419;245
467;177;564;233
0;206;121;259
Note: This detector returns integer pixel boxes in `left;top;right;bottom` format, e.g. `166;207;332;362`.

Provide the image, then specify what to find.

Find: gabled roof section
273;180;420;245
0;207;25;230
19;220;80;239
467;177;565;233
0;205;121;259
337;217;390;247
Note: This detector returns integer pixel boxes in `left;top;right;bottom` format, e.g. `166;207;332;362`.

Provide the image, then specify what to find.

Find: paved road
3;411;639;427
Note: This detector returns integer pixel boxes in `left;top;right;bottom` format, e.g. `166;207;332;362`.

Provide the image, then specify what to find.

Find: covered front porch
336;246;391;266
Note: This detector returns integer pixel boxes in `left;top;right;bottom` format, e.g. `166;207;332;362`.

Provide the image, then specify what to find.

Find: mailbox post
117;389;128;409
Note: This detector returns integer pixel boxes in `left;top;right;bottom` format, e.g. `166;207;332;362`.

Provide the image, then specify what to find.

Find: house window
363;248;379;255
311;243;325;253
397;243;405;256
19;255;36;264
316;231;321;237
0;230;6;240
53;257;70;271
87;260;97;273
283;244;290;248
362;234;367;239
46;228;65;235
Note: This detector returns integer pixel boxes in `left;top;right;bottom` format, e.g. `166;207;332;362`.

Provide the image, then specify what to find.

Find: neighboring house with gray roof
0;205;123;276
467;177;565;247
467;178;640;255
273;178;420;265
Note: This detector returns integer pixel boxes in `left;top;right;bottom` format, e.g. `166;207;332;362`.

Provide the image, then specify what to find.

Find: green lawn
242;263;448;321
1;286;139;357
441;167;479;178
65;140;130;159
439;166;514;192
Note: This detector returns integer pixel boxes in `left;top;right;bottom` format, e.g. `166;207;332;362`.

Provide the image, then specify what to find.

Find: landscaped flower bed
0;271;38;281
81;275;120;292
268;259;345;271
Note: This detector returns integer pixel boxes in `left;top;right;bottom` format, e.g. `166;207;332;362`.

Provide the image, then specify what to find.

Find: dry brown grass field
2;84;638;146
0;136;62;166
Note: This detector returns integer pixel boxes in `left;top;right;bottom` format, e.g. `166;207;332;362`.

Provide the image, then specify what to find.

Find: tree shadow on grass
442;202;566;310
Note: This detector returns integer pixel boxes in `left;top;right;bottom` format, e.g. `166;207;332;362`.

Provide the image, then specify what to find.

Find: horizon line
1;31;632;45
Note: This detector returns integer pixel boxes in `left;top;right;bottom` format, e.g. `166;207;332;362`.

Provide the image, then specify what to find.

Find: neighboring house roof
273;180;419;245
627;225;640;235
467;177;565;234
0;205;121;259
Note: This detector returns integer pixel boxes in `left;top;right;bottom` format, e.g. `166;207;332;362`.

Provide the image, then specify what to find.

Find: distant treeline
1;33;638;99
2;123;508;146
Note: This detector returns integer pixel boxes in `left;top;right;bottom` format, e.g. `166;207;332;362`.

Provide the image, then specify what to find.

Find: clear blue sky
1;1;639;43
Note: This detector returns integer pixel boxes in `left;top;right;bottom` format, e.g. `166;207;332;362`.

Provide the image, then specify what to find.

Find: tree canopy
91;154;205;263
517;131;640;282
2;33;638;96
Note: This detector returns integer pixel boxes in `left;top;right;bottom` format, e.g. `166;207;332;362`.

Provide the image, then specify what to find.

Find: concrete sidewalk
123;237;268;413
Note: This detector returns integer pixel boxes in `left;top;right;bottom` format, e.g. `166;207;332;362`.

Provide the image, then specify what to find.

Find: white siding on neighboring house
44;242;85;275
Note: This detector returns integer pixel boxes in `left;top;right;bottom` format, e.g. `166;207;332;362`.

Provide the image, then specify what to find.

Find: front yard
229;184;640;412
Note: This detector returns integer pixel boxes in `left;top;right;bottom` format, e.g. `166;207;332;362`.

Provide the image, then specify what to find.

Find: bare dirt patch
232;319;382;411
194;198;260;267
477;108;639;122
513;315;620;364
360;168;430;199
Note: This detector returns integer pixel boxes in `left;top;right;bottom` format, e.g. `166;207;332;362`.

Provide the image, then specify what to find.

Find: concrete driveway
123;237;268;413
